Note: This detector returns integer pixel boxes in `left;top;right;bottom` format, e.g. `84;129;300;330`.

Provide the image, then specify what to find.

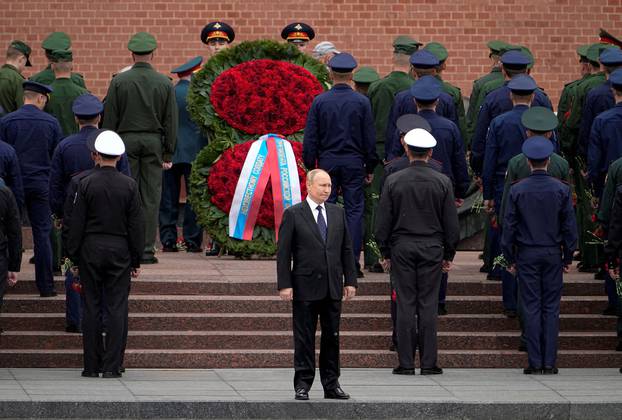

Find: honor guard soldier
281;22;315;53
579;47;622;158
363;36;419;273
423;42;467;141
159;57;208;253
66;130;145;378
103;32;177;264
481;74;539;291
30;32;86;88
0;40;32;116
381;114;432;350
50;94;130;332
465;40;511;146
45;50;88;136
471;50;553;176
0;177;22;331
0;81;62;297
0;139;23;212
352;66;379;96
375;128;460;375
501;136;577;375
385;50;458;161
303;52;379;277
201;21;235;55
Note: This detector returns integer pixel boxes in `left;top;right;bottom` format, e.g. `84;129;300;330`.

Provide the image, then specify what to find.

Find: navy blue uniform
579;81;615;158
471;84;552;175
0;104;62;294
501;171;577;369
587;102;622;198
303;83;379;267
385;89;457;161
49;125;130;217
482;104;530;312
159;79;208;250
0;141;24;211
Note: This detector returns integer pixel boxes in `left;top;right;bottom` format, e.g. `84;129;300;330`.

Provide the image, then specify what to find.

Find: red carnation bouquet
210;59;323;136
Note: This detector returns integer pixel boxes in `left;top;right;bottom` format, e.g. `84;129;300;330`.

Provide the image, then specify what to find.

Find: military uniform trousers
493;175;518;311
80;234;131;374
323;161;365;267
159;163;202;249
25;187;54;294
293;297;342;392
392;239;443;369
122;132;163;260
65;269;82;329
0;251;8;318
517;246;563;369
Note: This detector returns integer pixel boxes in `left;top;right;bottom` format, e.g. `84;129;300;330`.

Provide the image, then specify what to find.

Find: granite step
2;294;609;315
1;330;618;351
2;348;622;369
1;312;617;332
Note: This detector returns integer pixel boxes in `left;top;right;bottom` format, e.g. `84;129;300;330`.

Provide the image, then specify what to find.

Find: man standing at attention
303;52;379;277
0;40;32;116
0;81;62;297
502;137;577;375
103;32;177;264
375;128;460;376
277;169;357;401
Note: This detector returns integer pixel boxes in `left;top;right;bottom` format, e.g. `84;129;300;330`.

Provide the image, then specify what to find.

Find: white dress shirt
306;196;328;227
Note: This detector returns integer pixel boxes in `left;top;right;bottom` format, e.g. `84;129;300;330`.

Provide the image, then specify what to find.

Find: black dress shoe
523;366;542;374
594;269;605;280
81;371;99;378
186;244;202;253
603;306;618;316
294;388;309;400
368;263;384;273
356;269;365;278
420;367;443;375
40;291;58;297
542;367;558;375
324;387;350;399
616;340;622;351
205;244;221;256
102;371;122;378
161;244;178;252
389;343;397;352
619;367;622;374
29;256;35;264
479;263;490;273
518;342;527;352
438;304;448;316
65;324;81;333
486;274;501;281
392;366;415;375
119;366;125;373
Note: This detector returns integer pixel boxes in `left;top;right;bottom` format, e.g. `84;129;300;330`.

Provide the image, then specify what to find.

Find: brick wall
1;0;622;106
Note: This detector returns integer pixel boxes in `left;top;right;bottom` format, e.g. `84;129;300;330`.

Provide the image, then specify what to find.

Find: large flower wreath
187;40;330;256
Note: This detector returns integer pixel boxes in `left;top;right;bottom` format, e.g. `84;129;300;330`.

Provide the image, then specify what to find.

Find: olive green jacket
0;64;24;115
45;77;88;135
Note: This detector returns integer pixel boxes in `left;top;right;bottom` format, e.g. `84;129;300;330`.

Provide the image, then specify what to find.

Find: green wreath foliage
187;40;330;257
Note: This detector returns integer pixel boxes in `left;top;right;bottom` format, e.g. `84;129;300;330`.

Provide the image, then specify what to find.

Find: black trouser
80;235;131;374
292;298;341;391
392;240;443;369
0;252;7;324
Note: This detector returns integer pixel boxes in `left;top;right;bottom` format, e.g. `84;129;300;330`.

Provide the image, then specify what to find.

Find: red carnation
210;59;323;136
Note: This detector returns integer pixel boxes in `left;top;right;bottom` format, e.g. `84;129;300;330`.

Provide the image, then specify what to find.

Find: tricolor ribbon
229;134;302;241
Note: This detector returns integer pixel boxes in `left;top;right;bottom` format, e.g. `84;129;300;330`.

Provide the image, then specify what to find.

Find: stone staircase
1;250;621;369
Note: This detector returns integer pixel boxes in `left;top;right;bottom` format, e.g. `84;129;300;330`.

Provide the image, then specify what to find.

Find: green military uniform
30;33;86;89
102;32;177;263
352;66;380;96
45;50;88;135
363;36;419;271
0;41;32;115
424;42;467;142
563;43;616;272
465;40;510;148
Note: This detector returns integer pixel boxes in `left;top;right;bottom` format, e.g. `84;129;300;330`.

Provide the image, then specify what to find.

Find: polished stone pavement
0;368;621;419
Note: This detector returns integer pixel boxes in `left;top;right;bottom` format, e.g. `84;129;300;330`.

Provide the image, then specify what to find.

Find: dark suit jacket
277;200;357;301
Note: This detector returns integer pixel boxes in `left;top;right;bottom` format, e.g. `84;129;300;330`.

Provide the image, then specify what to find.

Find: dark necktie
316;205;327;242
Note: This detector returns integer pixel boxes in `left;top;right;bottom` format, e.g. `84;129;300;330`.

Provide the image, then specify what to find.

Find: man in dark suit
277;169;357;401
